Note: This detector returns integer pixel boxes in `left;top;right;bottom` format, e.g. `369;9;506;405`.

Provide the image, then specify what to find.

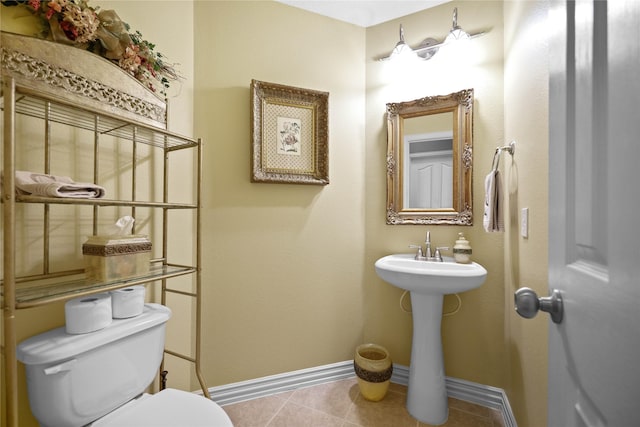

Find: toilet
17;303;233;427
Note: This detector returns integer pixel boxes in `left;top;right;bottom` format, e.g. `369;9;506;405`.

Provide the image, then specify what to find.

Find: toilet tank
17;303;171;427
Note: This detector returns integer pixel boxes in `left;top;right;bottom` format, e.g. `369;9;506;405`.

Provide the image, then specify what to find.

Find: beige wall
2;1;551;426
193;1;367;385
365;1;507;387
503;1;549;425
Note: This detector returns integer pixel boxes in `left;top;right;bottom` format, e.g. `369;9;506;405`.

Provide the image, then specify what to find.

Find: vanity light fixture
388;24;418;61
379;7;486;62
445;7;471;43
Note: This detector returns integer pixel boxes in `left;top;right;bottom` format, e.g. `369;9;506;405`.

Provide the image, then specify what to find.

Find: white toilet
17;303;233;427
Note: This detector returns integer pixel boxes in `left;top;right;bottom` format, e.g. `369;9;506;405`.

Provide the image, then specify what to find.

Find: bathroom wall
364;1;508;387
192;2;367;385
503;1;550;425
1;1;196;424
364;5;552;424
2;1;551;426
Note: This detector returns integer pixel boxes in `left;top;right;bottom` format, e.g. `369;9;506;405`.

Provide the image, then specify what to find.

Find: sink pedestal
407;292;448;425
374;253;488;425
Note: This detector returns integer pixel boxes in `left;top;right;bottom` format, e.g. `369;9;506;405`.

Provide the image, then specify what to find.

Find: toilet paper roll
110;286;145;318
65;293;112;334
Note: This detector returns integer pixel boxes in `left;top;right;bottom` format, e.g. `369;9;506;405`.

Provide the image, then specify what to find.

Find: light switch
521;207;529;238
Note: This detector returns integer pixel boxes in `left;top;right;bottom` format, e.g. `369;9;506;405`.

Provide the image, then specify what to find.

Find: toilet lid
93;388;233;427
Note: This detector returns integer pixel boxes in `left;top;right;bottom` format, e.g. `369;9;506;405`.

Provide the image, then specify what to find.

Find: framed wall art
250;80;329;185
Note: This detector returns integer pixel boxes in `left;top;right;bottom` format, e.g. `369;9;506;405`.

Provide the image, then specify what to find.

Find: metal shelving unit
1;31;207;427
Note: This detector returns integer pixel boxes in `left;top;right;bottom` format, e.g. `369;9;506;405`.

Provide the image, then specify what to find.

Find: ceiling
276;0;450;28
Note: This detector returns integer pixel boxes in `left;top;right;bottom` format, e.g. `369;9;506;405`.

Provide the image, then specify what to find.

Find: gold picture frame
251;80;329;185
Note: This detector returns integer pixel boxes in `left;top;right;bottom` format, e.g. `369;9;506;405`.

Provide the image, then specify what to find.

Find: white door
543;1;640;425
408;153;453;208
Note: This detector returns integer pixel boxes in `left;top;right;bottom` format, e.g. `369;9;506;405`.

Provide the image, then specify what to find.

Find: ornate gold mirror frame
386;89;474;225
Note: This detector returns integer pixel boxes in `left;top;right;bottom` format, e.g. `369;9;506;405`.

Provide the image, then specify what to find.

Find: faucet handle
409;245;424;260
434;246;450;262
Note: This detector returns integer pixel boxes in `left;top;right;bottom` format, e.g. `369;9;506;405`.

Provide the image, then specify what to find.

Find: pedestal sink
374;254;487;425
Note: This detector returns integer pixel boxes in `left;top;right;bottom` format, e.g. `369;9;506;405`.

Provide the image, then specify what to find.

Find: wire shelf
2;92;198;150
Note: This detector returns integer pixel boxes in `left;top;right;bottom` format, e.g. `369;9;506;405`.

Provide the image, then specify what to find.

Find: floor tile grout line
268;386;351;426
290;392;355;424
344;390;363;427
271;398;349;426
340;398;356;425
263;394;290;427
289;378;359;424
223;378;503;427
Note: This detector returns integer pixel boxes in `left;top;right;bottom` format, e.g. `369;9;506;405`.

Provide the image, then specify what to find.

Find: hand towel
483;169;504;232
15;170;106;199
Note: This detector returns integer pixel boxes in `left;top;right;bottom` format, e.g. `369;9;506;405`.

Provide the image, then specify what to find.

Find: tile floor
222;378;505;427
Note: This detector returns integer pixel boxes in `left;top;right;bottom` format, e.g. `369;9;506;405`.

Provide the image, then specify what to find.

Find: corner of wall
503;1;550;426
364;0;508;389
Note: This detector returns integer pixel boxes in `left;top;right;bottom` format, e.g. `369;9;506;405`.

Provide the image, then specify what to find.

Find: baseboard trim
206;361;516;427
391;364;517;427
205;360;355;406
446;377;517;427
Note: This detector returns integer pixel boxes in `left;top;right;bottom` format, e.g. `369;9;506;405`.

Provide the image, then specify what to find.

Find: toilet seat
92;388;233;426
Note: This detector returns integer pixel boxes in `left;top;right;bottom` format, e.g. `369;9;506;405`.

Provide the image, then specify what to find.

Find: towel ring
491;140;516;171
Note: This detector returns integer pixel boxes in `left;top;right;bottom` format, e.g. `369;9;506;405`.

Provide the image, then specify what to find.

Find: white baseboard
390;364;516;427
205;360;355;406
205;361;516;427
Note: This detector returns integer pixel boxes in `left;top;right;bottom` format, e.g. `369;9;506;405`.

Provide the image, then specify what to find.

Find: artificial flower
1;0;181;95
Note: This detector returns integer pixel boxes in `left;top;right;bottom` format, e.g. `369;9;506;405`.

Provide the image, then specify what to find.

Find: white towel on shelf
15;170;106;199
483;169;504;232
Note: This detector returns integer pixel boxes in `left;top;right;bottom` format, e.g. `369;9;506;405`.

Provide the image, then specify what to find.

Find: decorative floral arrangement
1;0;181;95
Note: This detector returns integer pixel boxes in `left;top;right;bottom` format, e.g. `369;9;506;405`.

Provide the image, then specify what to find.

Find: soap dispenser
453;232;472;264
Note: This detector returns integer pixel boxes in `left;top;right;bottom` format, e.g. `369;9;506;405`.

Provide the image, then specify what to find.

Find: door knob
514;287;563;324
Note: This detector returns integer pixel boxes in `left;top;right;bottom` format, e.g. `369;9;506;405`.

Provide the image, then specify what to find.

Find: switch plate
521;208;529;238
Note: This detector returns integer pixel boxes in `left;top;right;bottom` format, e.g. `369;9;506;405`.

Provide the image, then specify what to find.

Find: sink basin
375;253;487;294
374;253;487;424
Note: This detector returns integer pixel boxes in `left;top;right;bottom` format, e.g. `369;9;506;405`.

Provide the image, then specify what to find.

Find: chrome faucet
425;231;432;258
410;230;449;262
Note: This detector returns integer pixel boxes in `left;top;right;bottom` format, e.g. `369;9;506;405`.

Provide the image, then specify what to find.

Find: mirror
386;89;474;225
